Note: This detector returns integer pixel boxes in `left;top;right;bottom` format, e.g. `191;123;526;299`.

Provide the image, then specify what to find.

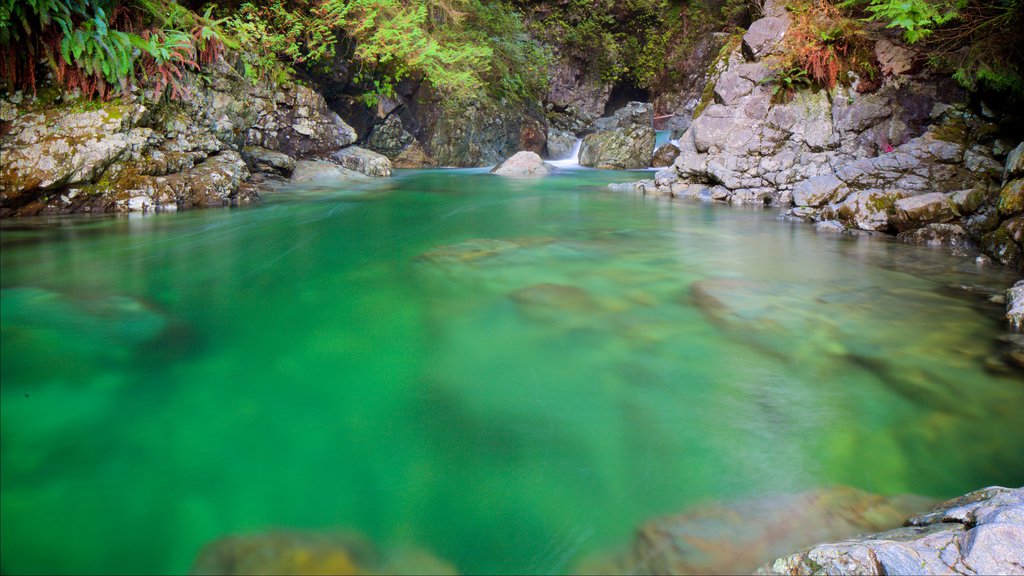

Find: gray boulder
579;102;656;169
364;114;415;159
491;151;555;177
651;143;681;168
244;81;357;159
291;160;364;183
573;486;933;575
742;16;790;61
823;189;909;232
1006;142;1024;182
241;146;296;177
897;223;972;248
761;486;1024;576
891;192;957;231
330;146;393;177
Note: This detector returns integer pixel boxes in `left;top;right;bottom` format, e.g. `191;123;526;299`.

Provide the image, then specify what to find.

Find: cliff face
616;4;1024;272
0;58;386;217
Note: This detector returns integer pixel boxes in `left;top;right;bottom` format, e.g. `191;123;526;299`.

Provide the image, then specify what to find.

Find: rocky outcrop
651;143;681;168
579;101;656;169
242;146;296;178
761;486;1024;575
290;160;364;183
0;56;382;217
364;113;436;168
405;85;548;167
546;56;612;121
612;5;1024;270
491;151;556;177
331;146;393;177
573;487;934;575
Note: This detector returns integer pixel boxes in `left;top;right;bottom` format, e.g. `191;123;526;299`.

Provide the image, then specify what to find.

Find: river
2;168;1022;574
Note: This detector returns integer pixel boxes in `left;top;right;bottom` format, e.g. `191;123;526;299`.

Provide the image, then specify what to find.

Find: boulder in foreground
491;151;556;177
760;485;1024;575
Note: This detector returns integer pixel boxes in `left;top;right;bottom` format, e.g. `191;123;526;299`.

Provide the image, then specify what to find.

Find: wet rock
415;237;556;264
980;223;1023;271
815;220;847;233
491;151;555;177
579;102;656;170
393;141;435;169
546;128;578;160
509;283;601;319
897;223;972;248
823;189;909;232
364;114;415;159
191;530;456;575
547;57;613;119
0;287;167;370
0;101;150;206
891;192;957;231
1006;142;1024;182
761;486;1024;576
579;487;932;575
331;146;393;177
998;178;1024;216
241;146;296;177
291;160;364;183
651;143;681;168
1008;280;1024;329
244;82;357;159
794;174;847;208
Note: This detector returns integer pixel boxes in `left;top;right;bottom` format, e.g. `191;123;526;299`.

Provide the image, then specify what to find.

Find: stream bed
2;168;1022;574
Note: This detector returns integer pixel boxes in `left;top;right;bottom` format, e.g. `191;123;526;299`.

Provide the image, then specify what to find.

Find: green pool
2;168;1022;574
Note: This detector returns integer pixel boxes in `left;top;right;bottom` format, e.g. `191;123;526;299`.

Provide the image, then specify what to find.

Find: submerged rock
576;486;933;575
579;102;656;170
491;151;556;177
415;237;557;265
191;530;456;575
761;486;1024;575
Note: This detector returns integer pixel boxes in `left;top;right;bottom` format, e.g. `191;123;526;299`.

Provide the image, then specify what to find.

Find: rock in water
1008;280;1024;329
191;530;457;575
574;486;933;575
579;102;656;169
331;146;393;177
241;146;296;177
291;160;364;183
491;151;556;177
760;486;1024;575
651;143;681;168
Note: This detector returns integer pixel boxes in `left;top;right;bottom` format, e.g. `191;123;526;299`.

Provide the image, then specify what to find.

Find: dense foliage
0;0;1020;105
858;0;1023;96
0;0;549;106
516;0;747;91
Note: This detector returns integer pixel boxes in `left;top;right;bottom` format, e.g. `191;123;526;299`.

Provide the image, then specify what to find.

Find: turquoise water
1;169;1022;574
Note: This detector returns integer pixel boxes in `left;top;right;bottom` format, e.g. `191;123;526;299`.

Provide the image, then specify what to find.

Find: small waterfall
549;139;583;169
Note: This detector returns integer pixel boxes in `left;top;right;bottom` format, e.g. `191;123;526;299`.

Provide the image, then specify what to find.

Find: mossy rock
998;179;1024;216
